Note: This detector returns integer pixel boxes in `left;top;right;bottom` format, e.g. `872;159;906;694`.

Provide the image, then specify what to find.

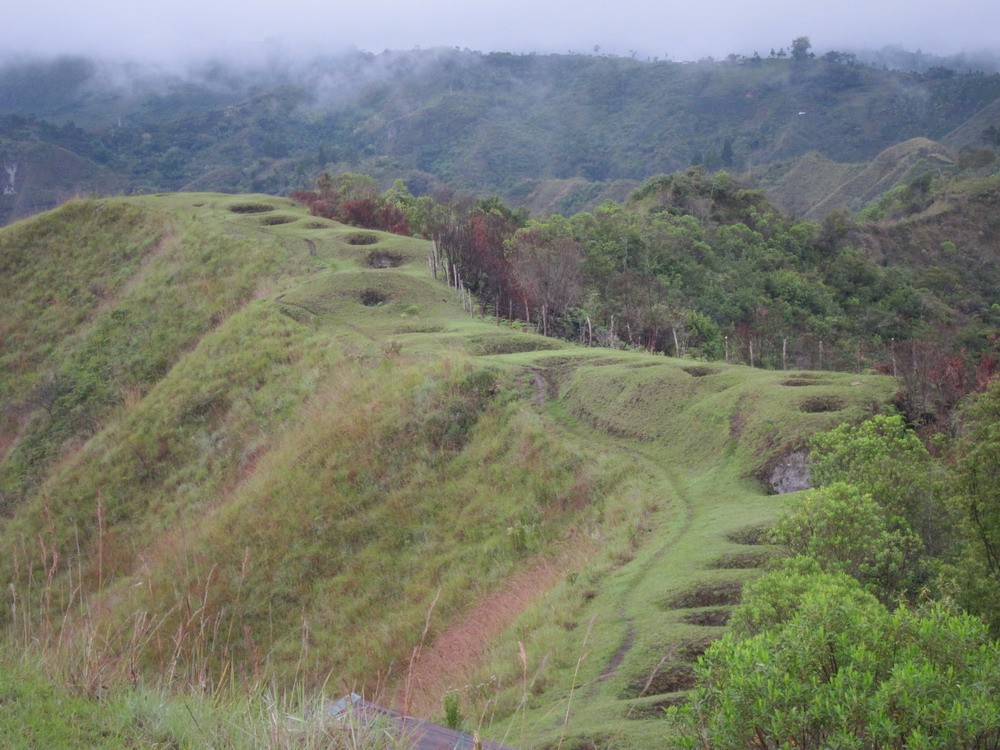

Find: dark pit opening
228;203;275;214
800;394;846;413
366;250;403;268
345;232;379;246
726;524;772;545
625;695;688;718
783;377;827;386
665;581;742;609
260;215;295;225
623;663;697;699
682;366;718;377
709;550;773;569
680;607;732;626
360;289;388;306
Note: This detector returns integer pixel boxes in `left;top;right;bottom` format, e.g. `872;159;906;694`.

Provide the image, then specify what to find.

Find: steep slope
764;138;955;218
0;195;897;748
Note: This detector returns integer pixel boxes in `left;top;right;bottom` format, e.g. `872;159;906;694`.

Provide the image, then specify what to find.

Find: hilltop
0;193;905;747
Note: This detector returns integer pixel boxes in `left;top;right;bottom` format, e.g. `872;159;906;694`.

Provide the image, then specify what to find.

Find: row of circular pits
620;524;775;707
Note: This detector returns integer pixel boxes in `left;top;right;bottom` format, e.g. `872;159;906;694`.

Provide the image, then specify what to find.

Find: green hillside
0;195;907;747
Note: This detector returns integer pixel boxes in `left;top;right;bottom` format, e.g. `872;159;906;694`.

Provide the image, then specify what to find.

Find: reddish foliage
290;188;411;236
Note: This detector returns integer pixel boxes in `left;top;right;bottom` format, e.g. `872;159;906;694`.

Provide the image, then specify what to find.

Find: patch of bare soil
392;559;568;717
531;371;547;406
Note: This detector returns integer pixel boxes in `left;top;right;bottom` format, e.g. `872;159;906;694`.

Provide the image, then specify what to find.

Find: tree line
292;169;999;431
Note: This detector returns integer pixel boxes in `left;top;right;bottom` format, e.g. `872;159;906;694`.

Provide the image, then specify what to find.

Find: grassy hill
0;194;899;747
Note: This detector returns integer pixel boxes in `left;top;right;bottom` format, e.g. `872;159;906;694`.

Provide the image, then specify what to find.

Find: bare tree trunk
782;338;787;370
672;326;680;358
587;316;593;347
749;340;755;368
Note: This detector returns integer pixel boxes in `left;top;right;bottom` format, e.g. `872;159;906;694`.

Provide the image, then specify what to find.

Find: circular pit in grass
680;607;732;626
665;581;742;609
800;394;846;413
366;250;403;268
228;203;275;214
345;232;379;246
623;663;697;698
360;289;388;306
260;215;296;226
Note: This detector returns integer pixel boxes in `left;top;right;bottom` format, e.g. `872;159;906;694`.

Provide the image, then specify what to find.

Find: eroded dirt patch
392;560;568;718
599;625;636;680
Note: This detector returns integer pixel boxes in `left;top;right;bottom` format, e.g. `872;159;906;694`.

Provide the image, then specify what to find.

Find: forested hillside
3;44;1000;224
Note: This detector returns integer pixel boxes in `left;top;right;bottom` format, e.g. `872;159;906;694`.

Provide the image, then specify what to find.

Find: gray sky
7;0;1000;63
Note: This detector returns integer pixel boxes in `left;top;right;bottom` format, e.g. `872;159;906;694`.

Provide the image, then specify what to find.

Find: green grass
0;193;898;748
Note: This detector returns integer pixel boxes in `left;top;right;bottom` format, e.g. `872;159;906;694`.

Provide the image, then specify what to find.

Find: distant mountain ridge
2;47;1000;223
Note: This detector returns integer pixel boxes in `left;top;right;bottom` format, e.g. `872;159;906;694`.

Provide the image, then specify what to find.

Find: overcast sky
6;0;1000;64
